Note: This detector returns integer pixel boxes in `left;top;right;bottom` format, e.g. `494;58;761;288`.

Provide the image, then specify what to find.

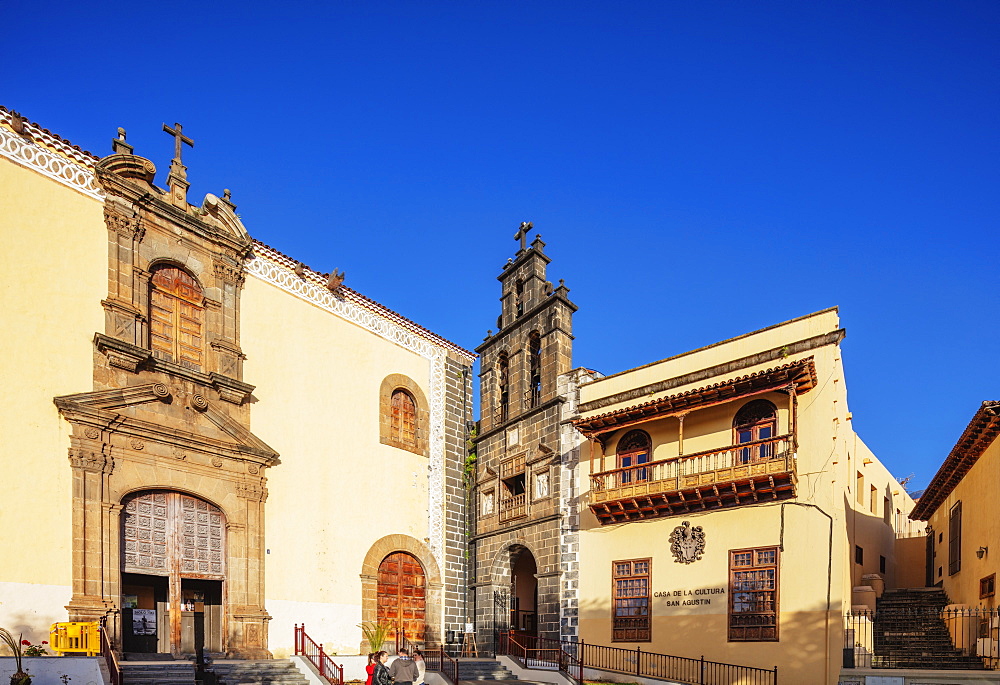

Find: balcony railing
500;493;527;521
589;435;795;523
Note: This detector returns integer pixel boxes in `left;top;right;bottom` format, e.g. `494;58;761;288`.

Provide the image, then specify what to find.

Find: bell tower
473;222;576;645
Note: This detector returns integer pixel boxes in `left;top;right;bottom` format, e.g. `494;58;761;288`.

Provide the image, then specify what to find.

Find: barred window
613;558;651;642
497;352;510;424
729;546;779;641
527;331;542;408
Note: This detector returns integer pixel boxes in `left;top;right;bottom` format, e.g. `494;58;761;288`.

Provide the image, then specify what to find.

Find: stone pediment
199;192;251;242
526;442;556;467
54;382;279;465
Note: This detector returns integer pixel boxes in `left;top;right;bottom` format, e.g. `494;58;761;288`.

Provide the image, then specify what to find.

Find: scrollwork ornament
84;427;100;439
211;457;223;468
191;394;209;411
152;383;170;399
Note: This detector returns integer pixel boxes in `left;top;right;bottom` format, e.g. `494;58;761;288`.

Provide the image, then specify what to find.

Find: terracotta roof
251;240;476;361
0;106;100;165
572;357;817;437
910;401;1000;520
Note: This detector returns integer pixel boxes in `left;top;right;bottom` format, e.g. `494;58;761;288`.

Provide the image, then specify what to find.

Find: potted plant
357;621;393;653
0;627;31;685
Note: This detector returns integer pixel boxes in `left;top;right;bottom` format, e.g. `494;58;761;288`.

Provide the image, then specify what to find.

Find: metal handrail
426;647;459;684
500;631;776;685
505;632;582;685
294;624;345;685
845;605;999;670
99;618;121;685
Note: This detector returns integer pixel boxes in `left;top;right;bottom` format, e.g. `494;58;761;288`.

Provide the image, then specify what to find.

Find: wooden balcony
589;435;796;524
500;493;527;522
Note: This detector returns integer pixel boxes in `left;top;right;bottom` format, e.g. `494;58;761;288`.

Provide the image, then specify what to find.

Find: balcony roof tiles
572;357;817;437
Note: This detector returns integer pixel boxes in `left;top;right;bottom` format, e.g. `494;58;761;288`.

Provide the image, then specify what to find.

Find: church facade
0;108;475;658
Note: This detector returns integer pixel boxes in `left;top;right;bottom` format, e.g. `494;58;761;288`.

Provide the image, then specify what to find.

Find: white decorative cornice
246;250;449;562
0;115;103;201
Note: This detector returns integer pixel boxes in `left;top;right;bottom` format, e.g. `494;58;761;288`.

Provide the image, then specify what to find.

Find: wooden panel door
377;553;426;646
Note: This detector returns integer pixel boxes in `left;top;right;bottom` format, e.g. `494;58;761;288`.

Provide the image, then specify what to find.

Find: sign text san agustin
653;587;726;607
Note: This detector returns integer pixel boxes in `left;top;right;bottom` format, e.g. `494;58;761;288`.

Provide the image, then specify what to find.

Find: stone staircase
873;588;985;669
428;657;519;682
212;659;310;684
121;659;308;685
121;661;196;685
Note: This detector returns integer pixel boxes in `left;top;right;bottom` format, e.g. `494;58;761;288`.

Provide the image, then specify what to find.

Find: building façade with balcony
559;307;918;685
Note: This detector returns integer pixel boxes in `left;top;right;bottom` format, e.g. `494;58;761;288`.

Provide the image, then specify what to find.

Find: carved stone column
66;438;116;623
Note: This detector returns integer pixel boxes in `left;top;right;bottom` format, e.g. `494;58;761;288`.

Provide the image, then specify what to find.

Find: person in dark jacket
372;651;392;685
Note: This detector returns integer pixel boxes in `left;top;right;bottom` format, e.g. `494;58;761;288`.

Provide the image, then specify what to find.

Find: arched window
527;331;542;408
733;399;777;464
390;389;417;448
150;265;203;368
617;429;651;484
515;279;525;317
379;374;428;455
497;352;510;424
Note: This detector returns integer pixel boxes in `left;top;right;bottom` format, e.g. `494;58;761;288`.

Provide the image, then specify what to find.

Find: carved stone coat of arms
669;521;705;564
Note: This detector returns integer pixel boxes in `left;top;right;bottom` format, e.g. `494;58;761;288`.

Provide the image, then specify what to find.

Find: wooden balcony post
788;383;798;452
677;413;688;456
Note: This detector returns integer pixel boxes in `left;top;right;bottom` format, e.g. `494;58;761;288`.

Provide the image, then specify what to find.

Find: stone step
211;659;309;684
121;662;196;685
429;659;517;681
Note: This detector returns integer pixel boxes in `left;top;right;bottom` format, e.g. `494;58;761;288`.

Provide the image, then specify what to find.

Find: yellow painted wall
240;274;436;654
0;158;106;639
895;536;927;590
927;434;1000;607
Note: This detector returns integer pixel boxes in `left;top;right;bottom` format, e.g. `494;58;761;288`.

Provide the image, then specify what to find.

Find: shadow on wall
0;608;60;651
843;491;911;591
576;593;836;685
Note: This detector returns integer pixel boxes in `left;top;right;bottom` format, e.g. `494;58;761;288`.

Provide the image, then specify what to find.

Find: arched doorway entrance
510;547;537;635
120;491;225;656
377;552;426;650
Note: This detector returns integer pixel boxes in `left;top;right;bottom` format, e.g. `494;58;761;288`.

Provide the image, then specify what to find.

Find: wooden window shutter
949;502;962;575
150;266;204;368
390;389;417;448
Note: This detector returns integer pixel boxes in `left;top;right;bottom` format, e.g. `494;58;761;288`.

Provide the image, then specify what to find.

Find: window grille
729;546;779;641
613;559;651;642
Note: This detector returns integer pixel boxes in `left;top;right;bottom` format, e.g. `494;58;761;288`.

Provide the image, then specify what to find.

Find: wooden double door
377;552;426;648
120;491;225;655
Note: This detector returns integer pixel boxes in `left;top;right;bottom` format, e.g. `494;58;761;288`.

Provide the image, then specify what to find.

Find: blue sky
6;1;998;489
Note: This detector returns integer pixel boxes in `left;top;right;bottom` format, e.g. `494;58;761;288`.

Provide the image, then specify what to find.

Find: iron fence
499;631;777;685
845;606;999;671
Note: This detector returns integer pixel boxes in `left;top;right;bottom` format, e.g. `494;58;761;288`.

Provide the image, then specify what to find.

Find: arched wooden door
377;552;426;648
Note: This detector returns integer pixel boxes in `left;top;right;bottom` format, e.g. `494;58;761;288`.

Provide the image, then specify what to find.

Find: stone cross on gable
162;122;194;164
514;221;534;252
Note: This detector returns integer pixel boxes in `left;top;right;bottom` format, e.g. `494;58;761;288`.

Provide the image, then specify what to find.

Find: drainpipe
781;502;834;683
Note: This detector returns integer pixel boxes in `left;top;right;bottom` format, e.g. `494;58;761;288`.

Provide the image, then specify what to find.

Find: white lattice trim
0;120;103;200
245;252;449;563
